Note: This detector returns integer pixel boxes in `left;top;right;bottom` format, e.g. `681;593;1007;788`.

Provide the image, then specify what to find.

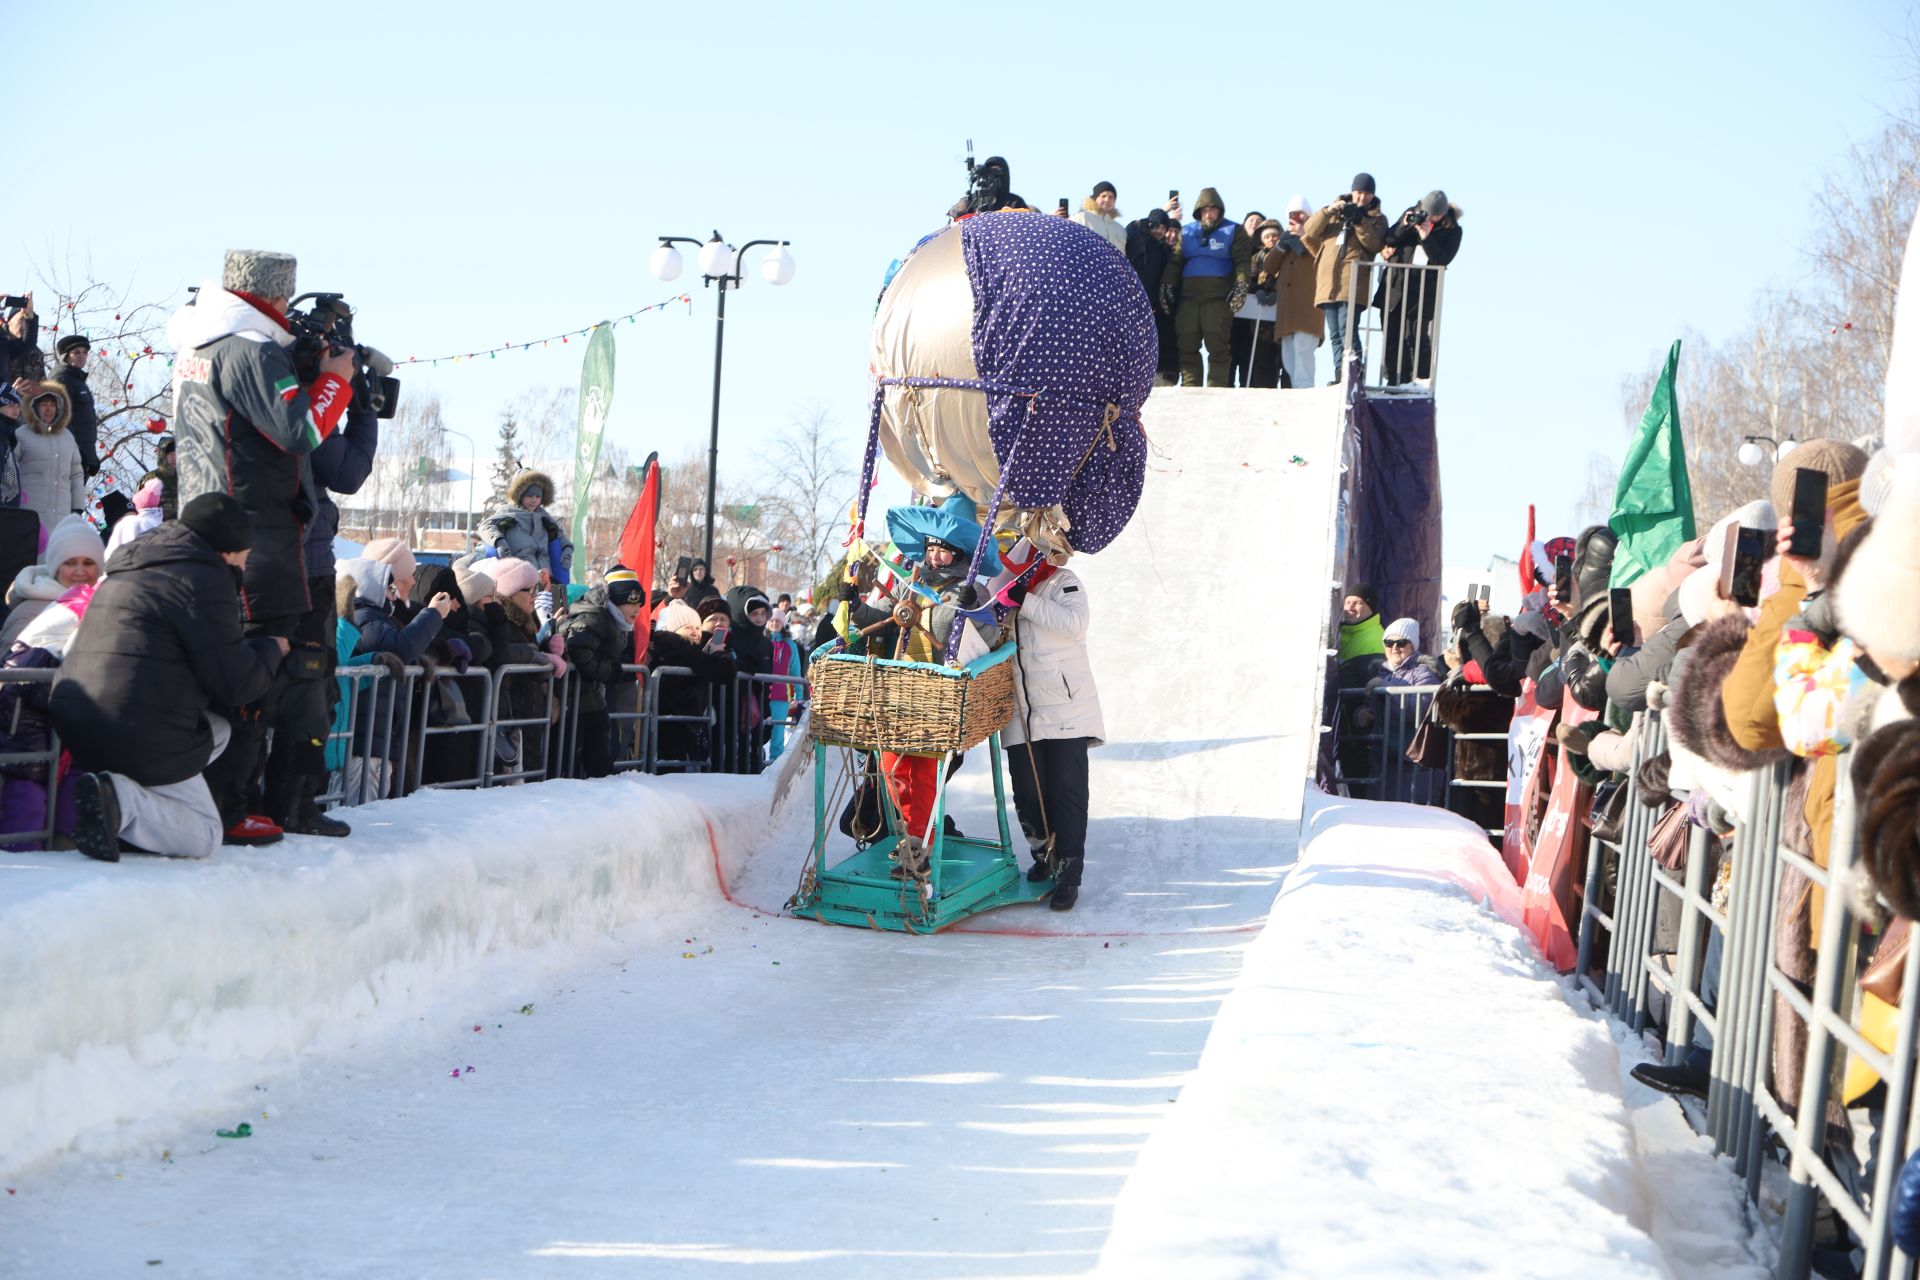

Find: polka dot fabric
957;212;1158;554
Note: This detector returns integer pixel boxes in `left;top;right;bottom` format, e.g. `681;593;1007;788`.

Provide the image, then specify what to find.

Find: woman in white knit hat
0;512;102;650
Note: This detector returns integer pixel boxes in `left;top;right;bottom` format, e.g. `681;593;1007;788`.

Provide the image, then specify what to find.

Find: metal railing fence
1339;257;1447;396
1574;704;1920;1278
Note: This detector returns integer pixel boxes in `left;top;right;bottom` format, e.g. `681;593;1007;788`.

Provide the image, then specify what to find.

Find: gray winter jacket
16;382;87;536
480;470;572;579
1605;593;1689;715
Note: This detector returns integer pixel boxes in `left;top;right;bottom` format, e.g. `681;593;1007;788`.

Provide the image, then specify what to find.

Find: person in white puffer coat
16;381;87;541
1001;553;1105;912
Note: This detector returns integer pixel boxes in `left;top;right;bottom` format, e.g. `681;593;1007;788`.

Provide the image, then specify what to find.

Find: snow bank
0;769;782;1178
1095;792;1755;1279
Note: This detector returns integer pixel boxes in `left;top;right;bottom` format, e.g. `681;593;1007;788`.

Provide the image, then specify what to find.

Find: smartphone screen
1728;527;1768;607
1609;588;1635;646
1169;189;1179;201
1478;584;1491;603
1553;553;1574;602
1788;468;1829;558
1466;582;1480;603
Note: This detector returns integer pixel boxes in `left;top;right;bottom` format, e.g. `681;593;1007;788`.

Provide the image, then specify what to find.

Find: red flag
618;453;661;663
1519;503;1539;595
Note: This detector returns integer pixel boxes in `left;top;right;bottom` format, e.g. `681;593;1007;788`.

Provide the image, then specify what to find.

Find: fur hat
1771;440;1868;517
363;537;417;582
41;513;104;571
487;557;539;598
507;469;555;508
181;493;253;553
1383;617;1420;648
655;601;702;634
1666;615;1791;771
222;249;297;301
1837;463;1920;661
454;561;495;603
1851;678;1920;920
696;597;733;622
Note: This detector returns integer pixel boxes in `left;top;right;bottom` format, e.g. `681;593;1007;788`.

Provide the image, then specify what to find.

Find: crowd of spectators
1028;174;1461;389
0;258;810;864
1410;441;1918;1257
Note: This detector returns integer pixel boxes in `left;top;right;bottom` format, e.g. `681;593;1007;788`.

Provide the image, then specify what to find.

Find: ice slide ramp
4;388;1352;1276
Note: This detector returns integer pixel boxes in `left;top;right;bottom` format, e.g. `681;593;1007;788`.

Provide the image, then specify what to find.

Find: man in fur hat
166;250;358;844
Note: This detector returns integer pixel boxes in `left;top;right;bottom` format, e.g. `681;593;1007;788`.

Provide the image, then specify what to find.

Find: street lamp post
1737;434;1798;468
440;426;478;542
649;230;796;567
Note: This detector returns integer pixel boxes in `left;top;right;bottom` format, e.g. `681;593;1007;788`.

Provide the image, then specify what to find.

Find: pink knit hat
488;557;540;598
363;537;417;581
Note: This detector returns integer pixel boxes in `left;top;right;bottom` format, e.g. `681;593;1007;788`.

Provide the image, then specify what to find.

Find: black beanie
1348;583;1381;616
1350;173;1376;195
1092;181;1116;198
181;493;254;553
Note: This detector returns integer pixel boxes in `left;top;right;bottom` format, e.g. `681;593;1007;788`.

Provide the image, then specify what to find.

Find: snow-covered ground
1;388;1762;1277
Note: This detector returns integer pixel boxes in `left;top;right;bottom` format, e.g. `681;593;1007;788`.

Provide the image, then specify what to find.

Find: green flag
1609;339;1695;587
570;324;617;554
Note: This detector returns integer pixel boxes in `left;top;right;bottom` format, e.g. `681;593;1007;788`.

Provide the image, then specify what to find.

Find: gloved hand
955;582;981;609
534;590;554;626
444;636;473;674
1450;600;1483;636
839;578;859;603
1227;275;1248;314
1158;279;1178;314
1004;579;1029;606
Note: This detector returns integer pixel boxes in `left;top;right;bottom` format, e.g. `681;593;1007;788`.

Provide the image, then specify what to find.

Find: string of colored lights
401;293;694;367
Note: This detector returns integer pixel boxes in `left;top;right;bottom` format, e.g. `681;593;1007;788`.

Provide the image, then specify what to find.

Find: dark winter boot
283;777;350;838
1048;884;1078;912
1027;858;1055;883
1630;1050;1710;1100
72;773;122;863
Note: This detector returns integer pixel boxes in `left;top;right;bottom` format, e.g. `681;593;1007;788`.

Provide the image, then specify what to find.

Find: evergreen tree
490;409;521;510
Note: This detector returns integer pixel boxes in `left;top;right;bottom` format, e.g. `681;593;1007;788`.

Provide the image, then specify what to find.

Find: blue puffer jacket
1180;219;1242;279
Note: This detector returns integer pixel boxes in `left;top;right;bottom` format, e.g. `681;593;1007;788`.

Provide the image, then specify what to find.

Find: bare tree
347;392;447;541
1619;95;1920;524
758;401;857;587
1570;452;1620;531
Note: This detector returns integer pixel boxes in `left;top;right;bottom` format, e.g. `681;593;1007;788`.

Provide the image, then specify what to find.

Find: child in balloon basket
834;494;997;881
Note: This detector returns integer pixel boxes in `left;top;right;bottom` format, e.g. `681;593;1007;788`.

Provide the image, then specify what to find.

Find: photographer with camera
1301;173;1389;383
1;294;42;387
1374;190;1462;385
164;249;358;845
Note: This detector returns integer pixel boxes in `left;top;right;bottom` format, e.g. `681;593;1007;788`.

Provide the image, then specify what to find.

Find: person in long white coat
16;381;87;541
1002;558;1104;911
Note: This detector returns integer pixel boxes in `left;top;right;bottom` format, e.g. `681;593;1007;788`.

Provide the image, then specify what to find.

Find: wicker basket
809;650;1017;755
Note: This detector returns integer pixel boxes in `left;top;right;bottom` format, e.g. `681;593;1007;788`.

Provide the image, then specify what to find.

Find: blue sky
8;1;1913;567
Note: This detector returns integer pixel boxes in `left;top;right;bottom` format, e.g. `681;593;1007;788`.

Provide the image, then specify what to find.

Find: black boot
283;778;350;838
1048;884;1078;912
1027;858;1054;883
1630;1053;1710;1100
73;773;122;863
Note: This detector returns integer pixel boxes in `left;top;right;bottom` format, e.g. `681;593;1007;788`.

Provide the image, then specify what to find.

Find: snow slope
1;386;1759;1277
1096;793;1768;1279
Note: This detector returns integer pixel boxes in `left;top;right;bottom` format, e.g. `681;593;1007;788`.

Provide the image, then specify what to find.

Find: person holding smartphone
1718;442;1867;756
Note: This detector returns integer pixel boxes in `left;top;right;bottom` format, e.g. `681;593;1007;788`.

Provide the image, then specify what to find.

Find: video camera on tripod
287;293;401;420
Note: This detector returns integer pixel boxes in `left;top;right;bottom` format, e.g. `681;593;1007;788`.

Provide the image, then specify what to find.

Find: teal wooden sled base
789;731;1055;934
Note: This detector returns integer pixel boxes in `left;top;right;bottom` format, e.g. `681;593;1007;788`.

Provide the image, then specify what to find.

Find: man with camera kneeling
165;250;357;844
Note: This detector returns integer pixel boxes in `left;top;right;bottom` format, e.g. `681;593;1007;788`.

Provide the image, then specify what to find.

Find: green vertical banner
570;323;617;554
1609;338;1696;587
